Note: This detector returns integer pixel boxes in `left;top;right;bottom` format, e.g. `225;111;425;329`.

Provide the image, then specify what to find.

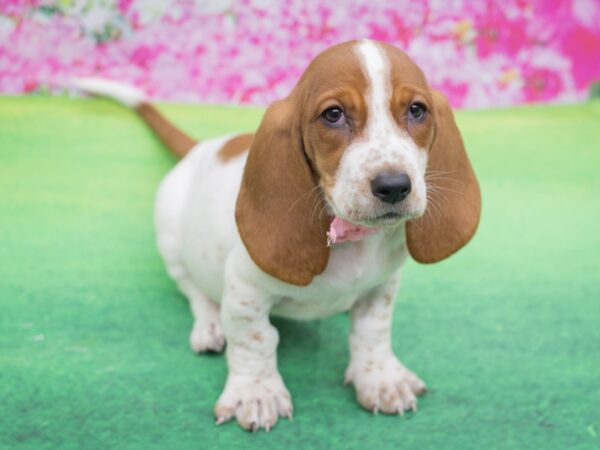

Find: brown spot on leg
250;332;264;342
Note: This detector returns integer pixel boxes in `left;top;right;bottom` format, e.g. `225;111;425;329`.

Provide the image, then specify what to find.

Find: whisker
282;184;321;222
427;187;450;207
425;169;455;178
309;189;325;223
425;176;464;185
431;185;463;196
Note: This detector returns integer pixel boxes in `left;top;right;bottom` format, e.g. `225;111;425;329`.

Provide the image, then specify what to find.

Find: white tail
72;77;146;108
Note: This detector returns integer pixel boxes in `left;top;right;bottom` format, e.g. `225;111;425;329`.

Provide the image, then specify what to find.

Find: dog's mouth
377;211;404;220
323;190;418;228
335;210;411;228
361;211;408;227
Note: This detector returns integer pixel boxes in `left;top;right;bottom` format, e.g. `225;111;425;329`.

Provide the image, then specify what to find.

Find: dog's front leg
214;271;292;432
345;275;427;414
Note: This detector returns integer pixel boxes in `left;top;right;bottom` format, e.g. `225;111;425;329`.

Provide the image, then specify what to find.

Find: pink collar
327;216;380;246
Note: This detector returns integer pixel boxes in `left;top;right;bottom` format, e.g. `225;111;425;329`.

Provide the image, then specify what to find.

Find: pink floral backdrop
1;0;599;108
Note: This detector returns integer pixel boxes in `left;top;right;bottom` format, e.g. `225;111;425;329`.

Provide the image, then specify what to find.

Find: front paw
345;356;426;414
214;373;293;432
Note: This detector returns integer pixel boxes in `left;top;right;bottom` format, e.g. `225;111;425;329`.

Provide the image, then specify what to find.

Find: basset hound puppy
75;39;480;432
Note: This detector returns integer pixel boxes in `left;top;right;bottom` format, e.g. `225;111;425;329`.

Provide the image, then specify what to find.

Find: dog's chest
271;230;408;320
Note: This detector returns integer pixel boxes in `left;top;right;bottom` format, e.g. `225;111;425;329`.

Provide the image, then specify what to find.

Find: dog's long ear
406;90;481;263
236;99;330;286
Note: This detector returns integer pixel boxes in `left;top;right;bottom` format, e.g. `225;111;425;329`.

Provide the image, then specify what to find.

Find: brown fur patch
236;100;331;286
236;41;369;286
406;90;481;262
218;133;254;162
297;42;369;199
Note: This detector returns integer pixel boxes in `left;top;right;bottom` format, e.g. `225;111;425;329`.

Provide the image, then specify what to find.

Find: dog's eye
321;107;346;126
408;102;427;121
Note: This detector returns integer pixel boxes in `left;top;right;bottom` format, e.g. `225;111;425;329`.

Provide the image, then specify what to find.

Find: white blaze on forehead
354;39;393;132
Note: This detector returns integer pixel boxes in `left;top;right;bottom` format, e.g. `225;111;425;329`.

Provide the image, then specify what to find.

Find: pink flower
0;0;38;17
522;66;563;101
117;0;133;15
562;25;600;89
473;5;528;58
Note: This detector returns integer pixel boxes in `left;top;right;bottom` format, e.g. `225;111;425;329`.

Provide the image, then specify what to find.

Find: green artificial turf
1;96;599;450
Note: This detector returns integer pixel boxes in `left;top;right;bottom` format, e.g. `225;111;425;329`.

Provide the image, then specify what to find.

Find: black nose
370;172;412;204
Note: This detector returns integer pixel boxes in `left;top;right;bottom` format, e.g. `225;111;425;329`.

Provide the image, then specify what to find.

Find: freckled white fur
331;40;428;222
150;40;428;431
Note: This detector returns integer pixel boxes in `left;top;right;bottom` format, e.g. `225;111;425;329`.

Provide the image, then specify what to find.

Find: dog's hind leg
155;161;225;354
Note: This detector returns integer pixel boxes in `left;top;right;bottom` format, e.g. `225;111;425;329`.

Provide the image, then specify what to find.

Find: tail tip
71;77;146;108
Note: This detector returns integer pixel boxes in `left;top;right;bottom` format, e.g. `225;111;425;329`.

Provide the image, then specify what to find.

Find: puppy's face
298;40;433;226
238;39;480;285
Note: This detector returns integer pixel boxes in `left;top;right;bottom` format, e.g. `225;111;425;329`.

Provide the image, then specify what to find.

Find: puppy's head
236;40;481;286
